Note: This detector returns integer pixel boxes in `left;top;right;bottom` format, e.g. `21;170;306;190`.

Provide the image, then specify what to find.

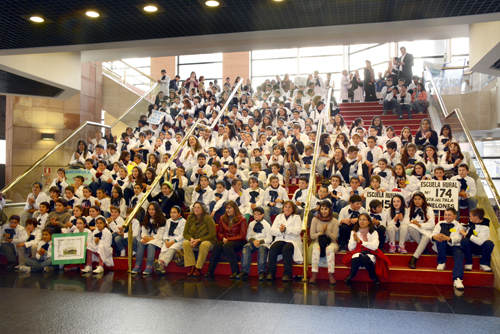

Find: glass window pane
299;56;343;75
252;49;297;60
299;45;343;57
252;58;298;77
178;63;222;81
350;43;378;53
451;38;469;56
122;57;151;69
179;53;222;64
398;40;447;57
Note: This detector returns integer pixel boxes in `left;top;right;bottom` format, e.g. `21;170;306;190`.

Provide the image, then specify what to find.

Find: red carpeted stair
338;102;427;135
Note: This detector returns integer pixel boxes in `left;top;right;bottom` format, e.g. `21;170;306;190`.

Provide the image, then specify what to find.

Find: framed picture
51;233;88;265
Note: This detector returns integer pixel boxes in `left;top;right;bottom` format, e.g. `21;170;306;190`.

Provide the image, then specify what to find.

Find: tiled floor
1;269;499;318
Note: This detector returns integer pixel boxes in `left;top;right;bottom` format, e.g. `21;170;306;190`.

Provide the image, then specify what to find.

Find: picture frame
51;233;88;265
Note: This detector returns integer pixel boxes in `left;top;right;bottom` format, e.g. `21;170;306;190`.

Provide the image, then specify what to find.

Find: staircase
107;101;494;287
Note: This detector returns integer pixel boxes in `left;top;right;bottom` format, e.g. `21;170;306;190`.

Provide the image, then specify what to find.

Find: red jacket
217;215;248;242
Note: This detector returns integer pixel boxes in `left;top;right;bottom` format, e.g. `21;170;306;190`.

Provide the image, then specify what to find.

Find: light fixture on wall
41;133;55;141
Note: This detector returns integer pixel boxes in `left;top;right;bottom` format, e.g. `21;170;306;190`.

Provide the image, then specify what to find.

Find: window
177;53;223;84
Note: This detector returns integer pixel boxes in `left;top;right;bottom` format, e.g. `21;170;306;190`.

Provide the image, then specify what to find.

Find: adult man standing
157;69;170;94
398;47;414;87
169;75;180;93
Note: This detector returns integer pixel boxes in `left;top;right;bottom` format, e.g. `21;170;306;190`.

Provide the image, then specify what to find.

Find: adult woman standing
364;60;377;102
352;70;364;102
309;201;339;285
266;201;303;281
205;201;248;278
282;74;292;93
182;202;217;277
184;71;199;92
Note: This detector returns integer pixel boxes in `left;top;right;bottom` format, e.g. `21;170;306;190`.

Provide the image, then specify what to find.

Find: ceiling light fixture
86;11;99;18
206;1;220;7
30;16;44;23
144;5;158;12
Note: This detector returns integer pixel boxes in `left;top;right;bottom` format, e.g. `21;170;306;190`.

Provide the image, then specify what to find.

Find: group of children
1;74;494;290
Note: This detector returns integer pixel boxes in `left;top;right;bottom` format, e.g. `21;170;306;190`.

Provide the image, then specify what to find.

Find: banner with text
65;169;93;186
365;190;399;210
147;110;164;125
420;180;459;211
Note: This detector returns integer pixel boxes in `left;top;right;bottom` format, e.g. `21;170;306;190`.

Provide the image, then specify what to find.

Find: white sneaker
43;266;53;273
82;265;92;273
19;266;31;273
437;263;446;271
480;264;492;272
464;264;473;271
93;266;104;274
453;278;465;290
15;265;21;269
120;250;126;257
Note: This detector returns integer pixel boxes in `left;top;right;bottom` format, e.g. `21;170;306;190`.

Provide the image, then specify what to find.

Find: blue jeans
435;241;464;280
383;99;397;114
135;243;160;269
241;243;268;274
461;238;494;266
25;257;54;272
114;234;138;252
209;201;226;216
332;199;346;214
264;205;282;225
397;104;412;118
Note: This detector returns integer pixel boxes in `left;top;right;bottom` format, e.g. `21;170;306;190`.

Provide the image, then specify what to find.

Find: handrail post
127;225;133;272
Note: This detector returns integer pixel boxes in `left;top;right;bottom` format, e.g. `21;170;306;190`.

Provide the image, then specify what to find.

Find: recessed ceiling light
86;11;99;18
206;1;219;7
144;5;158;12
30;16;44;23
274;0;284;2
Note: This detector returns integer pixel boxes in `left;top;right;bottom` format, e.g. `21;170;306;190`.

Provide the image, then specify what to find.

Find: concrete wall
0;52;82;100
469;21;500;70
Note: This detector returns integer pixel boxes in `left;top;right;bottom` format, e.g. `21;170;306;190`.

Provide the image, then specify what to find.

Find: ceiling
1;0;500;51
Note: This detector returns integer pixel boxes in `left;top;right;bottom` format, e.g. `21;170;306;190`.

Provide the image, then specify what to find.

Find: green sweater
183;214;217;244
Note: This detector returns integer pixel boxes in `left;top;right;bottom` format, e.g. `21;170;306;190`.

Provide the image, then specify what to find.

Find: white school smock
270;214;303;263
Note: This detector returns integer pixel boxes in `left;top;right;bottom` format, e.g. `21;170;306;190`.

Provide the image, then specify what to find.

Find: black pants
338;223;353;246
267;241;294;277
376;226;386;250
208;240;246;274
364;83;377;101
351;254;377;279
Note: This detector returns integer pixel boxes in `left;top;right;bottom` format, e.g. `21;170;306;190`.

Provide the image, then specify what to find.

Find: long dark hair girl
142;201;166;229
409;192;430;223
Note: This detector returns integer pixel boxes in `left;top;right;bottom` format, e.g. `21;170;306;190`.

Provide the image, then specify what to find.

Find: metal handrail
1;122;110;194
117;60;158;83
448;108;500;212
300;75;335;281
425;66;500;210
110;82;159;128
124;79;244;271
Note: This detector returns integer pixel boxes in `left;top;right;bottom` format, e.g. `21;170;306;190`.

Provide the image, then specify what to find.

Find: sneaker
399;244;407;254
82;265;92;273
153;260;166;274
19;266;31;273
464;264;473;271
388;245;396;253
453;278;465;290
14;265;21;270
43;266;53;273
93;266;104;274
437;263;446;271
131;266;141;274
143;266;153;276
120;250;126;257
480;264;492;272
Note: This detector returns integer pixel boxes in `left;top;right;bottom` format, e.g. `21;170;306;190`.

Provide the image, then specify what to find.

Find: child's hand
16;243;25;248
38;248;46;256
95;237;100;244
